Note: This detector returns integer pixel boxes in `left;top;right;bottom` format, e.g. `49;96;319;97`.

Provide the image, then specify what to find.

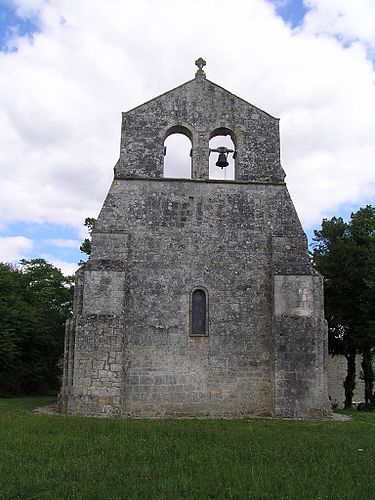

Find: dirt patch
332;413;351;421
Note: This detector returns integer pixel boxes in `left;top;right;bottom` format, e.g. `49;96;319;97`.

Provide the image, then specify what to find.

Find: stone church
58;59;331;418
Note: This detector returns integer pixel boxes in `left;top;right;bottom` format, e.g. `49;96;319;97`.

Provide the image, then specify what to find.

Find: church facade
58;60;331;418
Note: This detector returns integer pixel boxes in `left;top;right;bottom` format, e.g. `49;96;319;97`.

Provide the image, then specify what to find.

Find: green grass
0;398;374;499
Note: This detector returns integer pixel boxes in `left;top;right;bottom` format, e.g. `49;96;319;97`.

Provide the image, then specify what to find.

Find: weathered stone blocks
58;68;330;418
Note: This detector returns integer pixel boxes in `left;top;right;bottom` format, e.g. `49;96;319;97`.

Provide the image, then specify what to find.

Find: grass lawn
0;397;374;499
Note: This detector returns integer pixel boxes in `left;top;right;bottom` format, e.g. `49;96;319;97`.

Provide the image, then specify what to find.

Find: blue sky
0;2;39;50
0;2;84;269
274;0;308;28
1;0;375;275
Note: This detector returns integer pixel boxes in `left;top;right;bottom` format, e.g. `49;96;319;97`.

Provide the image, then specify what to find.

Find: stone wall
59;69;331;418
59;177;330;417
327;354;367;408
273;275;329;417
98;179;276;417
115;77;285;183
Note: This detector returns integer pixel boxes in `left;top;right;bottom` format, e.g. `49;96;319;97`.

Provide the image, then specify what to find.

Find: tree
0;259;74;396
312;206;375;409
350;207;375;408
79;217;96;258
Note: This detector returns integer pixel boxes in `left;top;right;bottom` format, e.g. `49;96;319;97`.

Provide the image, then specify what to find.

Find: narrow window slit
191;288;208;336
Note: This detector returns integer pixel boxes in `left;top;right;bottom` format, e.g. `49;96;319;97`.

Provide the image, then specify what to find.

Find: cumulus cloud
43;257;78;276
0;0;374;233
0;236;33;261
44;238;81;248
302;0;375;50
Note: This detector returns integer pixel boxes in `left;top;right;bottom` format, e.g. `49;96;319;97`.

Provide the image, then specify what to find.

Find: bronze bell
216;152;229;169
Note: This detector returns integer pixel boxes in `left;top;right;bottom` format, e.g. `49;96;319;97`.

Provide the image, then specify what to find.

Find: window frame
189;286;209;337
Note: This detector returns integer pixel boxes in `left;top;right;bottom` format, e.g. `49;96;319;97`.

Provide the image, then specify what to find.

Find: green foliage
0;260;74;396
1;397;375;499
79;217;96;260
312;205;375;406
312;216;355;354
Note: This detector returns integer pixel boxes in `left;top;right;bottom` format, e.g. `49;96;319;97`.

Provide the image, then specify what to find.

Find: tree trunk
361;349;374;408
344;349;356;408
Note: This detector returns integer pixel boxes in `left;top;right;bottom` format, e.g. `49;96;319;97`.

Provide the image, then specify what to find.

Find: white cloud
45;258;78;277
12;0;48;17
302;0;375;50
0;0;374;234
0;236;33;262
44;238;81;248
0;235;78;276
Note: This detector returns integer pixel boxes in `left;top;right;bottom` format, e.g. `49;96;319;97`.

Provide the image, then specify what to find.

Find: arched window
190;288;208;336
209;128;236;180
163;127;192;179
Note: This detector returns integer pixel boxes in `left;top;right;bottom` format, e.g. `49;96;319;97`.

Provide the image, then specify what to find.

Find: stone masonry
58;60;331;418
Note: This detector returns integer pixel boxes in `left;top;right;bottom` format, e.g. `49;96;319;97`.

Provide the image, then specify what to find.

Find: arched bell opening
209;128;236;180
163;126;193;179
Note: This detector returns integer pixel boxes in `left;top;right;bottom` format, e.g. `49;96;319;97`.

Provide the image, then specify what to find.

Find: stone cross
195;57;206;78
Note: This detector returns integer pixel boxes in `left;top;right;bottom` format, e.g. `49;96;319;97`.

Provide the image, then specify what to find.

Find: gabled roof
124;76;279;121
